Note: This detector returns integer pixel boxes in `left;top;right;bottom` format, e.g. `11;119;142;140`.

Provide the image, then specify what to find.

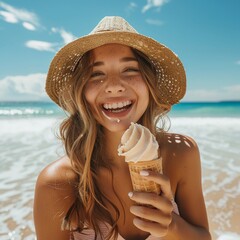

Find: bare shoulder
36;155;78;188
164;132;198;149
162;132;200;162
160;132;201;188
35;155;78;206
34;156;78;239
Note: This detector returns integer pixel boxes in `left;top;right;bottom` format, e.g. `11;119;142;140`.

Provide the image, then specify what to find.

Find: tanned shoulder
34;156;78;239
162;132;200;164
36;155;78;188
160;132;201;189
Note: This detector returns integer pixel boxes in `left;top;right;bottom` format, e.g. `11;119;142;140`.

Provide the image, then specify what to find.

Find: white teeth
112;103;118;109
117;102;124;108
103;100;132;110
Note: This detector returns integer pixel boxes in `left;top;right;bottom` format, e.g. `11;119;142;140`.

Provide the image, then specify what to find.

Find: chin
101;120;133;133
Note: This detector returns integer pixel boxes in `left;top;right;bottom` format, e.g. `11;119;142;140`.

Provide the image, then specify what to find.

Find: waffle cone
128;158;162;194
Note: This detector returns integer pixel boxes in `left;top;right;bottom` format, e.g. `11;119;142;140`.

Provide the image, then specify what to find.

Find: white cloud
184;89;220;102
236;60;240;65
130;2;137;8
0;1;39;30
51;27;77;44
0;10;18;23
22;21;36;31
225;84;240;93
0;2;77;52
146;18;164;26
25;40;57;52
183;85;240;102
126;2;138;14
142;0;169;13
25;28;76;53
59;29;77;44
0;73;49;101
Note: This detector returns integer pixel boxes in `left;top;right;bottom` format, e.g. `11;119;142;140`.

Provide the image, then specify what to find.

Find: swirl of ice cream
118;122;159;163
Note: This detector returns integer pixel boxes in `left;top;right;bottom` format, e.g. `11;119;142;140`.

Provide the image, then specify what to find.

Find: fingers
128;191;173;212
130;205;172;226
128;172;175;237
139;170;173;200
133;217;170;237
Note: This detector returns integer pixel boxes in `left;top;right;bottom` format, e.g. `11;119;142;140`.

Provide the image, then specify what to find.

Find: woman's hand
128;170;175;237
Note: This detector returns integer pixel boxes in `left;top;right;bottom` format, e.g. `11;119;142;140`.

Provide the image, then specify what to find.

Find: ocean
0;101;240;240
1;101;240;119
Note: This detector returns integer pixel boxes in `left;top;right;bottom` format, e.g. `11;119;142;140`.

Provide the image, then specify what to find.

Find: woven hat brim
46;31;186;106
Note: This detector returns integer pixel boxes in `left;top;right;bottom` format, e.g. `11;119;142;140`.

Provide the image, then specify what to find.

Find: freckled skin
84;44;149;134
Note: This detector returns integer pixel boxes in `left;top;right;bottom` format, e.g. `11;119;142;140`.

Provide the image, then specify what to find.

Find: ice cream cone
128;158;162;194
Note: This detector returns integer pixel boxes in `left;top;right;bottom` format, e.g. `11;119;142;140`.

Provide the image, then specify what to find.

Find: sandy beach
0;117;240;240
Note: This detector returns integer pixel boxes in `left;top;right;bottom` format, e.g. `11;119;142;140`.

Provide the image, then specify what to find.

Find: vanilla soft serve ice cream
118;122;159;162
118;122;162;195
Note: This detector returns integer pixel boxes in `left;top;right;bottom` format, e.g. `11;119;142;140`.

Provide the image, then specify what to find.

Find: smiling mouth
102;100;133;113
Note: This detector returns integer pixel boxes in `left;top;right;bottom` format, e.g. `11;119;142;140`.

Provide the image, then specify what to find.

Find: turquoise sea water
170;101;240;118
1;101;240;118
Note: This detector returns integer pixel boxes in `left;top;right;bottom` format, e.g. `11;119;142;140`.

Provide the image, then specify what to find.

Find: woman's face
84;43;149;133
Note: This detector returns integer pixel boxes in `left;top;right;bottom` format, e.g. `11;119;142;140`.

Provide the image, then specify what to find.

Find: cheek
83;92;95;120
84;85;96;106
125;75;148;91
83;86;101;118
125;75;141;85
126;76;149;102
133;78;149;97
137;80;150;107
141;88;149;108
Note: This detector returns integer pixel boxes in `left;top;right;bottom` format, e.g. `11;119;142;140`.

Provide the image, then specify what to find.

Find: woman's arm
166;135;210;239
34;156;77;240
128;135;211;240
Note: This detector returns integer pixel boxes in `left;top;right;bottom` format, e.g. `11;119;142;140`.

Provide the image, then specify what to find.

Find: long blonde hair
58;47;170;239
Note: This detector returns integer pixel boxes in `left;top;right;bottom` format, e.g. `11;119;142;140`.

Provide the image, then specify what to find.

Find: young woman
34;16;211;240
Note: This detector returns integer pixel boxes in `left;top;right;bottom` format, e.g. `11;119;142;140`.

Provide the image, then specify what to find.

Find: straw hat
46;16;186;107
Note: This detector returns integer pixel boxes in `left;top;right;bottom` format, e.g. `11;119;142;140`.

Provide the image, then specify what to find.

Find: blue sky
0;0;239;102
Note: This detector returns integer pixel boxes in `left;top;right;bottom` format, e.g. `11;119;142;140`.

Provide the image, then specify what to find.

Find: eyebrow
120;57;138;62
91;57;137;67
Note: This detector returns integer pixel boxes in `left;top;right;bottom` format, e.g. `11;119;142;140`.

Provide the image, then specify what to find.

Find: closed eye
90;71;105;78
123;68;140;73
122;68;141;79
123;68;140;75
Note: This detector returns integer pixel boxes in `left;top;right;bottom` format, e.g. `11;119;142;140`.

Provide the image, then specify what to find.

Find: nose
104;77;126;94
